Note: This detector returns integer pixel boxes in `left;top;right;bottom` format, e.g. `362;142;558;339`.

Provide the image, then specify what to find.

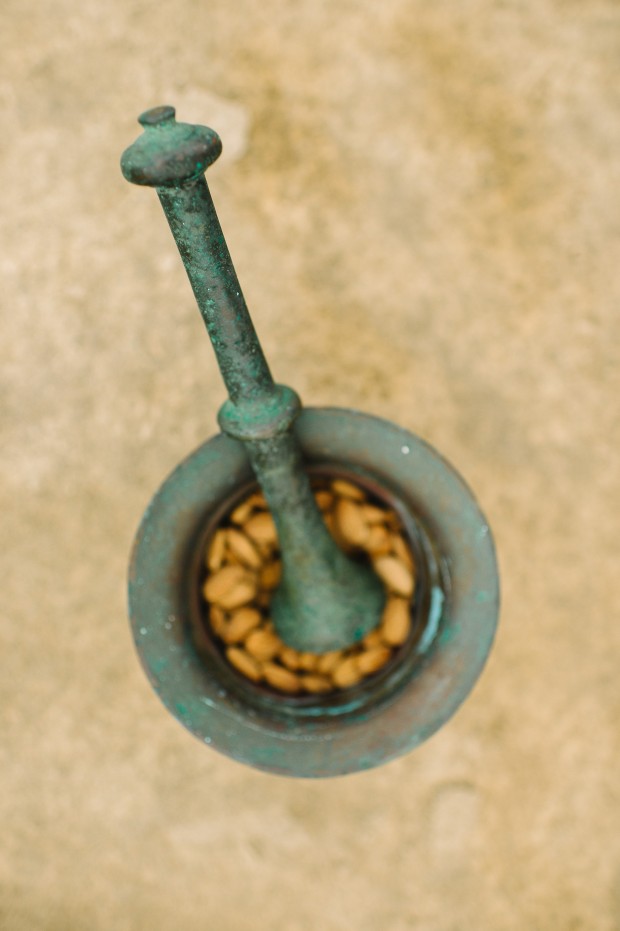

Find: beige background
2;0;619;928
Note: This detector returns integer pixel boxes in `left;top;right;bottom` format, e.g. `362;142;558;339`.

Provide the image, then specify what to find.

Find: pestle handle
121;106;275;408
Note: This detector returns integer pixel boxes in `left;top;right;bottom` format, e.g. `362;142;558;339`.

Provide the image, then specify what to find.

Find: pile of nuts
202;478;416;695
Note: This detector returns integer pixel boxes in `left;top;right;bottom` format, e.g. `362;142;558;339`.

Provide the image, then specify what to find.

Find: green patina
121;106;384;652
122;106;500;776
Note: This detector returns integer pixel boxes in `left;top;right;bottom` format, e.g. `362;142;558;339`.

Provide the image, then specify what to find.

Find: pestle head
120;105;222;187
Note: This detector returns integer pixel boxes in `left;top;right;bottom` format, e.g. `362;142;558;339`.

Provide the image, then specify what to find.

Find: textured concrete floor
2;0;620;928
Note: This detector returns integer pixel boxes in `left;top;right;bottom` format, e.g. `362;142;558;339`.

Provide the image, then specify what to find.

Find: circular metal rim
128;407;500;777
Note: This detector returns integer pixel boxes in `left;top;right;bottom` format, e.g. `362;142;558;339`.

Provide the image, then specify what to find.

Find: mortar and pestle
121;106;499;777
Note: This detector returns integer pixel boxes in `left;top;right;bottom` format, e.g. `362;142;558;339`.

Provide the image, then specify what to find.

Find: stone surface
2;0;619;928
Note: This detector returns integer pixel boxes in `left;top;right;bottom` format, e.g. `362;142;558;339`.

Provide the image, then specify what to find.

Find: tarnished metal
121;106;500;777
121;106;384;653
128;410;498;776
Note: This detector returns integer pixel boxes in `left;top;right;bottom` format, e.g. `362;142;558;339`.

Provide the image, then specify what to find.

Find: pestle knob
121;106;222;187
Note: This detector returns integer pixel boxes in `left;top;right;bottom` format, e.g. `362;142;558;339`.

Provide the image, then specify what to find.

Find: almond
203;565;248;604
244;628;282;662
297;651;320;672
357;645;392;675
380;597;411;646
217;577;257;610
263;663;301;693
221;607;262;644
373;555;415;597
226;647;262;682
227;528;263;569
244;511;279;548
316;650;343;675
279;646;302;670
301;674;333;694
323;510;353;553
206;528;228;571
332;656;364;689
331;479;366;501
364;524;392;556
361;504;389;524
362;627;384;649
209;604;227;637
335;498;370;548
230;492;267;525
